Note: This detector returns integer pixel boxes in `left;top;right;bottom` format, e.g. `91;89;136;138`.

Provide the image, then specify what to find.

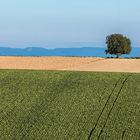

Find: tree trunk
116;53;120;58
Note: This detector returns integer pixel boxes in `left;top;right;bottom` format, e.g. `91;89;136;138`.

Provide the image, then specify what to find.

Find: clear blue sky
0;0;140;48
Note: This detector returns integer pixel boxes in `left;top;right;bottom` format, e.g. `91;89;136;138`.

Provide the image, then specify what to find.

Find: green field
0;70;140;140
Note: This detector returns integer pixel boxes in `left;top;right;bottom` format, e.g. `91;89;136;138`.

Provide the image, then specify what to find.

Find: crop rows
0;70;140;140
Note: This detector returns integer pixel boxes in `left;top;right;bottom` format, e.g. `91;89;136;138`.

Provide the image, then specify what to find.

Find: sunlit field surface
0;70;140;140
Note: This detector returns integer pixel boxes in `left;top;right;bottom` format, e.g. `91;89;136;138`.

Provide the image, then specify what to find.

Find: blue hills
0;47;139;57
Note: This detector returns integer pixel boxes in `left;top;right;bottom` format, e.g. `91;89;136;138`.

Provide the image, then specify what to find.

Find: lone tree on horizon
105;34;132;58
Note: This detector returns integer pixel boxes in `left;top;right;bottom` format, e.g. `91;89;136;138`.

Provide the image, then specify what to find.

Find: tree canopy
105;34;132;58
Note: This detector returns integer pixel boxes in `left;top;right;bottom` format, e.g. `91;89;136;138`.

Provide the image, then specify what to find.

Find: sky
0;0;140;48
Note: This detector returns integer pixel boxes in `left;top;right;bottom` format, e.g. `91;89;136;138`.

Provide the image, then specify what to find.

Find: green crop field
0;70;140;140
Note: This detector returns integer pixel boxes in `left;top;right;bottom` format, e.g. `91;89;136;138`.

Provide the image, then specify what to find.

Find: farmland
0;70;140;140
0;56;140;73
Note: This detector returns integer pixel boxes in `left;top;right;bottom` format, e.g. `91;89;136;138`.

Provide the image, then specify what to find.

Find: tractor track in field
88;76;123;140
88;74;131;140
78;86;107;140
97;75;131;140
62;58;106;70
121;130;126;140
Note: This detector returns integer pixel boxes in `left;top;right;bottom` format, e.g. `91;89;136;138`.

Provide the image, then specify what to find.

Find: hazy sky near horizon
0;0;140;48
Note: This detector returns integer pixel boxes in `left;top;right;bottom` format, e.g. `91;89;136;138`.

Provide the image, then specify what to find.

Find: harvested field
0;56;140;73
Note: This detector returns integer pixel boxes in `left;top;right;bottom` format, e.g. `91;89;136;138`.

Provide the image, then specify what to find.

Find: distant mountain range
0;47;139;57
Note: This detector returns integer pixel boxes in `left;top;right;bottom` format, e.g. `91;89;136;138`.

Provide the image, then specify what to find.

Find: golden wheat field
0;56;140;73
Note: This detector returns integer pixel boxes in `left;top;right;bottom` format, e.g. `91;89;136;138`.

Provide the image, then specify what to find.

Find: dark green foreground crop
0;70;140;140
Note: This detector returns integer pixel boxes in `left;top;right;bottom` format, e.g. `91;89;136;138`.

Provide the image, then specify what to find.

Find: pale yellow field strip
0;56;140;73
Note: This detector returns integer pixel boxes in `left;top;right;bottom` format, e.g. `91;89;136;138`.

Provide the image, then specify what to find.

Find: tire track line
97;75;131;140
77;86;107;140
121;130;126;140
62;58;106;70
88;75;124;140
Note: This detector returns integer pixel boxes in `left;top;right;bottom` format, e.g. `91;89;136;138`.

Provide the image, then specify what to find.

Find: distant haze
0;47;140;57
0;0;140;48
